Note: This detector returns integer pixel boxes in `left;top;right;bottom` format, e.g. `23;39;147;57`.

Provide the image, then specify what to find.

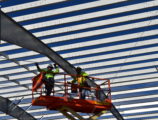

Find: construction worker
71;67;90;99
35;63;59;96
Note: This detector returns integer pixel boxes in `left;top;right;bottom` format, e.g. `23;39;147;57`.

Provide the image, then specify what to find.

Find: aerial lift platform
32;73;112;120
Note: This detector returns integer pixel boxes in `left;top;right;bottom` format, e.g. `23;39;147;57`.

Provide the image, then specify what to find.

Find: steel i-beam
0;10;124;120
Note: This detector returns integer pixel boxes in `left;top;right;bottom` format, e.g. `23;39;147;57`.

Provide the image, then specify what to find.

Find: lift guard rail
32;73;111;103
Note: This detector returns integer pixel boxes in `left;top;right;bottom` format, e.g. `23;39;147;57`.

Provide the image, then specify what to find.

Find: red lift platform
32;74;112;119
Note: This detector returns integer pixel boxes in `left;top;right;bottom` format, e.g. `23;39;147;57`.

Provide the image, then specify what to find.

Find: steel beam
0;96;36;120
0;10;124;120
0;10;76;75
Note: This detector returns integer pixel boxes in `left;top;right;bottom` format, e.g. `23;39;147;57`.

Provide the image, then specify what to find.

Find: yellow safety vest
72;72;89;86
40;68;59;79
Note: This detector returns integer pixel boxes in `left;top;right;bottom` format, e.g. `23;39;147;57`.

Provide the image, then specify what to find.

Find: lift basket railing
32;73;111;102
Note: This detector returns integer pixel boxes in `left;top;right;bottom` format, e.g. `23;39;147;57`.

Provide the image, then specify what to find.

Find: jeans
43;77;54;96
80;88;91;99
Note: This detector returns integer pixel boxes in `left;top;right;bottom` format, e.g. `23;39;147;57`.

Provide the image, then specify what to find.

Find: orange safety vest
32;72;44;92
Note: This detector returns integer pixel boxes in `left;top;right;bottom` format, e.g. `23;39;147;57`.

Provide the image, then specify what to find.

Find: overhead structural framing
0;96;36;120
0;10;124;120
0;10;76;76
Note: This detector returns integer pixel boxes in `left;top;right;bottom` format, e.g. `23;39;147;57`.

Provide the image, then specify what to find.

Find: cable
110;4;158;114
112;9;158;83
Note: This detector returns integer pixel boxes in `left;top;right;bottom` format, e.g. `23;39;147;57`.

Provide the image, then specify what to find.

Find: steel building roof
0;0;158;119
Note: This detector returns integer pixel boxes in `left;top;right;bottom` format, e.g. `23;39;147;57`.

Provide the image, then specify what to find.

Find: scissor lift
32;74;112;120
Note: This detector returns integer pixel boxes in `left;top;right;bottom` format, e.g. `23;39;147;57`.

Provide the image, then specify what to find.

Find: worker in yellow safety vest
71;67;90;99
35;63;59;96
